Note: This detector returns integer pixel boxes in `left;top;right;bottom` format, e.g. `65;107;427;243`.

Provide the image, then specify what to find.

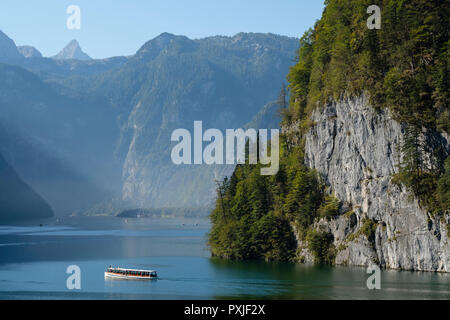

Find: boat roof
108;267;156;273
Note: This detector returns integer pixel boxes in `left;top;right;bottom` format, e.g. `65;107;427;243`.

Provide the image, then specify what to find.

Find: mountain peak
0;30;22;60
135;33;194;61
155;32;176;39
17;45;42;58
52;39;92;61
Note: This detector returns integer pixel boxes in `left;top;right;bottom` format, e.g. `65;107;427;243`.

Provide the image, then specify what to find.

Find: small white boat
104;266;157;280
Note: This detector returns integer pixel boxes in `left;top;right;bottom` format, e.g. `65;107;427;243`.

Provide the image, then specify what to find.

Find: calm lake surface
0;217;448;300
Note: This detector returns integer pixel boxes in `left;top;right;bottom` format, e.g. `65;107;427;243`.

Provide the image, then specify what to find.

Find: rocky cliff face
117;33;298;209
298;94;449;272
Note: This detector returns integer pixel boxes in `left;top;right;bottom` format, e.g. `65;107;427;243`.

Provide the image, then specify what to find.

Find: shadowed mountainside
0;152;53;221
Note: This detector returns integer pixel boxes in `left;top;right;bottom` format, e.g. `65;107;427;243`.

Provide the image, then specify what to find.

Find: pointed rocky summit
52;39;92;61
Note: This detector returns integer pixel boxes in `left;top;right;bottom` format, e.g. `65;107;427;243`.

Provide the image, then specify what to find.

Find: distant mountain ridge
0;62;122;217
0;30;299;217
105;32;298;208
0;32;126;80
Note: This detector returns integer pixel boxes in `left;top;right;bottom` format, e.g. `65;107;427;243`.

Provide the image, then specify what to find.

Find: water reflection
0;218;448;300
209;258;450;300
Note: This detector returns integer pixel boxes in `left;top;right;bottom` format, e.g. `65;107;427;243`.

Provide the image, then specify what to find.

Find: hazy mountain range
0;29;298;220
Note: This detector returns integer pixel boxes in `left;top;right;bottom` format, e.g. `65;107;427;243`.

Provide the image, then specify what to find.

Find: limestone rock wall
300;94;449;272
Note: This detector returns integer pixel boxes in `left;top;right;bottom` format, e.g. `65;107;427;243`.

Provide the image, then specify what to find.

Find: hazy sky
0;0;325;59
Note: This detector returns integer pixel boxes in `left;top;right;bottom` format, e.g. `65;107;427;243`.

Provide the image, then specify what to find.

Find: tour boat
104;266;157;280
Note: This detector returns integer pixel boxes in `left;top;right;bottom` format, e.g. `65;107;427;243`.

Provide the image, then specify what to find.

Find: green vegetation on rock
284;0;449;217
208;145;335;262
284;0;449;132
306;229;335;264
360;218;378;243
209;0;449;264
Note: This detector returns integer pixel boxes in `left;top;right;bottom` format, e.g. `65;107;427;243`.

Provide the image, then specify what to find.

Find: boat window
106;269;158;276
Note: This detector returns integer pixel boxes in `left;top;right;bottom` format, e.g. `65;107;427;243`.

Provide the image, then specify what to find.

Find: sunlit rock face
299;94;449;272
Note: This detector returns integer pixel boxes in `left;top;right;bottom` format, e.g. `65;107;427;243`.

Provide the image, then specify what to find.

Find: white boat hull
104;272;156;280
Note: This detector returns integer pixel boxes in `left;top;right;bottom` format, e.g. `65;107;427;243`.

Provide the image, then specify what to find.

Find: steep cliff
297;94;449;272
208;0;449;273
115;33;298;208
